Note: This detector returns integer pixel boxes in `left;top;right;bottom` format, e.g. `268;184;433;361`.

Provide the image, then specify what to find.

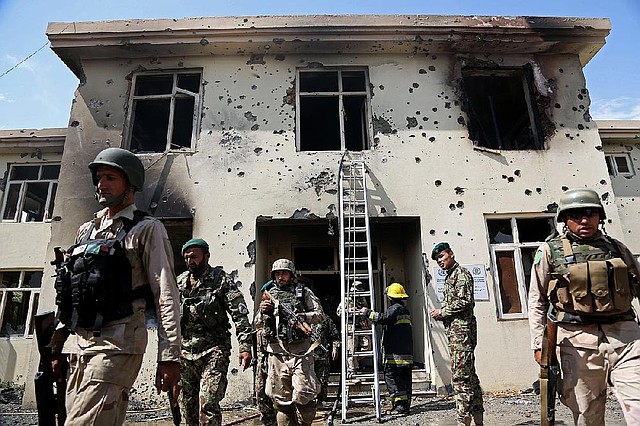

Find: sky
0;0;638;129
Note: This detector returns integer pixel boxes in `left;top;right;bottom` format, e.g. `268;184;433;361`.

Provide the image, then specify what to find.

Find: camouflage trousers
384;364;412;408
313;357;331;403
256;349;277;426
181;346;231;426
450;347;484;421
65;352;143;425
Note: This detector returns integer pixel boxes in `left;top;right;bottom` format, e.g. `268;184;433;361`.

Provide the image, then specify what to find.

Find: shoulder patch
533;249;543;265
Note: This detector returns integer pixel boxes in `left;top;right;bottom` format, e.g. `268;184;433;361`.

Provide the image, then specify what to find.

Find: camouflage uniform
255;312;277;426
441;262;484;424
178;265;252;426
313;316;340;404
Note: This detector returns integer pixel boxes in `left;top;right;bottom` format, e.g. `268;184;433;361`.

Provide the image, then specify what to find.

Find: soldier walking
254;280;277;426
529;189;640;425
361;283;413;415
431;242;484;426
313;315;340;408
255;259;324;426
178;238;253;426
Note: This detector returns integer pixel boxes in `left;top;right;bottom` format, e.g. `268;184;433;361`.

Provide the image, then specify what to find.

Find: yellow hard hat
386;283;408;299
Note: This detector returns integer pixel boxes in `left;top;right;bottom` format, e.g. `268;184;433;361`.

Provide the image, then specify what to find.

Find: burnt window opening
127;71;202;153
1;163;60;223
297;68;371;152
0;270;42;337
462;67;544;150
486;214;555;319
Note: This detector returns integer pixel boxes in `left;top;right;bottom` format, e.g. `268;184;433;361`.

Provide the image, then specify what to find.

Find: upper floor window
127;71;202;153
297;68;371;152
462;66;544;150
486;214;555;319
1;163;59;222
0;270;42;337
605;153;635;177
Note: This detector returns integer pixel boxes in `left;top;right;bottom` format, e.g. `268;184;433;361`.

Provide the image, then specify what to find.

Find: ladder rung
345;242;368;248
352;329;373;336
352;350;375;357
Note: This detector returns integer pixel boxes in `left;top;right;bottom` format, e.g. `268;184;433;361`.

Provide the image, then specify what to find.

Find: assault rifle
262;289;327;352
34;311;67;426
540;319;559;426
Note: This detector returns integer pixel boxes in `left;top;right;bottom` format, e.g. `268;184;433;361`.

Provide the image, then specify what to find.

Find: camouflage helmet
557;188;605;221
271;258;296;279
386;283;408;299
88;147;145;191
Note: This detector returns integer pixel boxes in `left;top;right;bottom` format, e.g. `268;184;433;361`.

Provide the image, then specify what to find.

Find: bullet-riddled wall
25;14;619;407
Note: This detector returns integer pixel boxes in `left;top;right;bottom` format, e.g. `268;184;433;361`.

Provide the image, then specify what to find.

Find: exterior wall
0;144;63;384
23;16;619;407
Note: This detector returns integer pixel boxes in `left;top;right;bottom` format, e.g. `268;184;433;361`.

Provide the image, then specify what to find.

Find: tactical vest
547;234;632;320
180;266;226;335
266;282;308;344
54;211;151;337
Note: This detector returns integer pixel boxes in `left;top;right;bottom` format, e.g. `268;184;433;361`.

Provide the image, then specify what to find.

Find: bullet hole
546;202;558;213
595;145;603;151
228;168;232;172
415;157;421;163
237;171;245;177
525;189;532;196
514;170;521;177
247;54;265;65
381;207;387;214
254;147;263;155
244;111;257;122
577;94;584;100
435;180;442;187
457;232;462;236
199;38;209;45
508;177;514;183
428;65;436;71
444;230;449;235
429;136;436;142
449;203;456;211
562;186;569;191
536;188;542;194
455;187;465;195
432;107;437;112
554;103;561;109
559;68;564;73
430;229;436;235
233;222;243;231
457;116;465;125
406;117;418;128
412;83;419;88
409;88;414;94
456;201;464;208
577;124;584;130
251;124;259;131
275;54;285;61
422;133;426;137
602;192;609;201
419;69;427;74
600;179;606;185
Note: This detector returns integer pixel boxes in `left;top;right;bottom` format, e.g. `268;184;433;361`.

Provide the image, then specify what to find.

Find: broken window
1;163;59;222
297;68;371;152
0;270;42;337
605;153;634;177
462;66;544;150
486;215;555;319
127;71;202;153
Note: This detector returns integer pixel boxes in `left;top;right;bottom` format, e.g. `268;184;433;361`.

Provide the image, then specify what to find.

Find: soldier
49;147;181;424
528;188;640;425
313;315;340;408
178;238;253;426
361;283;413;415
254;280;277;426
255;259;324;426
431;242;484;426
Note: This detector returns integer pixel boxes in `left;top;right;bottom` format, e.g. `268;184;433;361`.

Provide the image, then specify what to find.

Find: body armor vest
547;234;632;319
266;282;308;344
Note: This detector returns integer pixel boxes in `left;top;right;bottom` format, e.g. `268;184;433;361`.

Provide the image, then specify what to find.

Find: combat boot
473;411;484;425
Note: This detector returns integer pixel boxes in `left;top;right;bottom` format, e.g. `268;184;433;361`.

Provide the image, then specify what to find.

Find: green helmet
557;188;605;221
88;147;145;191
271;258;296;279
182;238;209;255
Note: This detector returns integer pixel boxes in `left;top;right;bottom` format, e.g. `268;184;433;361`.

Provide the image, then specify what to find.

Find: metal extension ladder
338;152;382;422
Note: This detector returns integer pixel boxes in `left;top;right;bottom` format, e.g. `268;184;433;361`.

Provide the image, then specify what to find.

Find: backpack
54;211;151;337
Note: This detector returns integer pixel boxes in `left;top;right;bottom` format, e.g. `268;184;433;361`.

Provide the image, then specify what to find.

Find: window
462;66;544;150
297;68;371;151
605;153;634;177
127;71;202;153
0;270;42;337
1;163;59;222
486;215;556;319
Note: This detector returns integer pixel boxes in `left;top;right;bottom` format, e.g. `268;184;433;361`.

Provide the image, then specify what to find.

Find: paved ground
0;387;627;425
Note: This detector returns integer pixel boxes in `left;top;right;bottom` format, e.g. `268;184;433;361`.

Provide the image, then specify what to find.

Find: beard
188;260;207;275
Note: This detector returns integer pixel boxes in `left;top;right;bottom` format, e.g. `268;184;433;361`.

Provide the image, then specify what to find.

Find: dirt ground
0;386;627;425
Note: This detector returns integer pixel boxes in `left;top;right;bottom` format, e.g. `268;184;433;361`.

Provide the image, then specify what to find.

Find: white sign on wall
433;264;489;302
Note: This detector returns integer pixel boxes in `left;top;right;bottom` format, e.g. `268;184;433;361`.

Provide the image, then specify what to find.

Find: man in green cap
529;188;640;425
178;238;253;426
431;242;484;426
49;147;181;425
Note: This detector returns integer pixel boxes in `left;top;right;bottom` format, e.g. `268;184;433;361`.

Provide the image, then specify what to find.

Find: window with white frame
605;153;634;177
0;270;42;337
486;214;556;319
1;163;60;222
297;68;371;151
127;71;202;153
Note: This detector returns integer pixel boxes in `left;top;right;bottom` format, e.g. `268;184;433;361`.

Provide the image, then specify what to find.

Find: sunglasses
566;208;600;220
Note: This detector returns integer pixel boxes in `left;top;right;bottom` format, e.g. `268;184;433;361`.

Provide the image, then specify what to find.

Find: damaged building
1;14;636;408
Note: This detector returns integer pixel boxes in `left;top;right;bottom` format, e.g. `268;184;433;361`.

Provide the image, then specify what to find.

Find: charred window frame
0;270;42;337
605;153;634;177
296;68;372;152
126;71;202;153
486;214;556;319
1;163;60;223
462;66;544;150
